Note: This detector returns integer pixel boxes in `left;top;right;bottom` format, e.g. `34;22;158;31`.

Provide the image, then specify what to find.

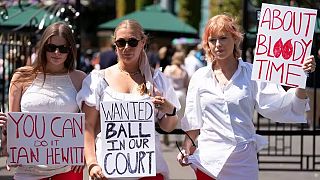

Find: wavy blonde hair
202;14;243;63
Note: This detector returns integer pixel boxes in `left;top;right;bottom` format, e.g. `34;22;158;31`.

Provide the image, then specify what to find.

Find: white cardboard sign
7;112;85;165
99;100;156;178
252;3;317;88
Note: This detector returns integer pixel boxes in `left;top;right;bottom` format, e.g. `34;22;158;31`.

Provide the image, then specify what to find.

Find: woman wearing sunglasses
177;14;316;180
77;19;180;180
7;21;86;179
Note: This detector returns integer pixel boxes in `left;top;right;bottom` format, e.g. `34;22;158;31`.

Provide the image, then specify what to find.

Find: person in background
177;14;316;180
98;37;117;69
77;19;180;180
79;49;94;74
163;51;189;146
184;44;206;79
7;21;86;179
147;42;160;69
26;42;40;66
158;46;174;72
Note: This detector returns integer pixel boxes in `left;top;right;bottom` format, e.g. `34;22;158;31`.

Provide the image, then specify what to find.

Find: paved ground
1;135;320;180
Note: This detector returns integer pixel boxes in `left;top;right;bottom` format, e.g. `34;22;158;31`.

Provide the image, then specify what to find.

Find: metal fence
0;32;32;111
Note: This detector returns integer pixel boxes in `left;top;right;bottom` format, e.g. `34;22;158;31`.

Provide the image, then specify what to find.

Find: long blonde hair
202;14;243;63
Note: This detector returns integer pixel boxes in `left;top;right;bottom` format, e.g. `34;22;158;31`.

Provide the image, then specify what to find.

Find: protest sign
100;100;156;178
7;112;84;165
252;3;317;88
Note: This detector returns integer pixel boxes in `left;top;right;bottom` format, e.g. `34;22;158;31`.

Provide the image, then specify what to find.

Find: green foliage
209;0;242;25
178;0;201;30
116;0;135;18
136;0;154;10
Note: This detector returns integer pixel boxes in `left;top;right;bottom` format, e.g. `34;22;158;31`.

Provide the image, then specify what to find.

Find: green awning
0;4;61;30
98;4;197;35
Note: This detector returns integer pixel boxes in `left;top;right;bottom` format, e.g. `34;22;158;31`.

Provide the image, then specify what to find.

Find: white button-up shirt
182;59;309;180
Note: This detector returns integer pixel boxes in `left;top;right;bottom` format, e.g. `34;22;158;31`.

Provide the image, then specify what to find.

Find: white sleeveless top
14;73;79;180
76;69;180;180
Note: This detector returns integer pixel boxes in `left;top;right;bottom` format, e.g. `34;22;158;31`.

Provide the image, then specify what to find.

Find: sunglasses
114;38;140;48
45;44;70;53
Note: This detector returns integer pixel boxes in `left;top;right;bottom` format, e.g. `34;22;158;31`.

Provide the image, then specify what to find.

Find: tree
178;0;201;31
116;0;135;18
136;0;154;10
209;0;242;25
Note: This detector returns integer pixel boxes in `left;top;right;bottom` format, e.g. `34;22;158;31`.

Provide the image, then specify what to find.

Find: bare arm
9;73;23;112
82;103;100;166
2;73;23;162
82;103;105;179
153;95;178;132
158;113;178;132
183;129;199;153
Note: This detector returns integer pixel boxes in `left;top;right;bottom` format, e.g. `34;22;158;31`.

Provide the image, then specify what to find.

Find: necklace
118;64;141;76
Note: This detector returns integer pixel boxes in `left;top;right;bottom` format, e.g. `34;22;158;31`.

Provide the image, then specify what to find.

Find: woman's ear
141;38;147;47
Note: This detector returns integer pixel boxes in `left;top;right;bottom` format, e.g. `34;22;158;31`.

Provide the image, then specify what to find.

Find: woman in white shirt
77;19;180;180
177;14;316;180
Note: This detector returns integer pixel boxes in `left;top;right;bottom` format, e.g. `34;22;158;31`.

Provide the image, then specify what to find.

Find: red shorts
40;170;83;180
139;173;164;180
195;169;216;180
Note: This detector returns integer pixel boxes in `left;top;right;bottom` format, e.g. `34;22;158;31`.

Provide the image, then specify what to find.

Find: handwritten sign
100;100;156;178
7;112;84;165
252;3;317;88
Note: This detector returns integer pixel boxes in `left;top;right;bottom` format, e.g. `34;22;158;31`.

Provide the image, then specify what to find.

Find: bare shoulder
72;69;87;81
70;70;87;91
163;65;173;75
11;71;23;81
11;66;33;83
103;65;118;79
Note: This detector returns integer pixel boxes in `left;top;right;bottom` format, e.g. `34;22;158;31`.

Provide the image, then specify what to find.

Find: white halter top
15;73;78;179
21;73;78;112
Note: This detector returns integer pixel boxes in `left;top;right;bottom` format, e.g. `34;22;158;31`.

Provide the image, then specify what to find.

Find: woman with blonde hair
77;19;180;180
177;14;316;180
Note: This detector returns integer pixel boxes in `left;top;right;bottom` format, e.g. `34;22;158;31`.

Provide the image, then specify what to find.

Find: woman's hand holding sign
0;112;6;128
296;55;317;99
303;55;316;73
88;163;105;180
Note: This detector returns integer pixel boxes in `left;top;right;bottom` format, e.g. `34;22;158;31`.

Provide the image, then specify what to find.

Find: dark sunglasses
114;38;140;48
45;44;70;53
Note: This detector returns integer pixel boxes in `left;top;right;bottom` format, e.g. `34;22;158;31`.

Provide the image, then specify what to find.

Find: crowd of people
0;12;318;180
